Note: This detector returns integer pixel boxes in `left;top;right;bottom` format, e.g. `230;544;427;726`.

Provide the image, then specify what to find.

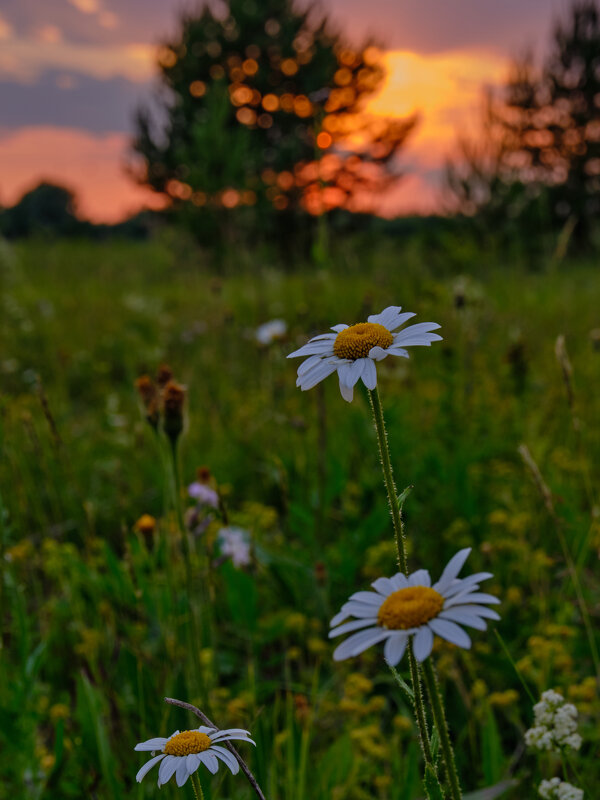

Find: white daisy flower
255;319;287;345
287;305;442;402
329;548;500;664
135;726;255;787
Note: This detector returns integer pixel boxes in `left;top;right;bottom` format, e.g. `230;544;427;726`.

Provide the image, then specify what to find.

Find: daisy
255;319;287;345
287;305;442;402
329;548;500;665
135;726;255;787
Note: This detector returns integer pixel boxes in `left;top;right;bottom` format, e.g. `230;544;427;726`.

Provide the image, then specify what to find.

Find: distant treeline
0;183;154;241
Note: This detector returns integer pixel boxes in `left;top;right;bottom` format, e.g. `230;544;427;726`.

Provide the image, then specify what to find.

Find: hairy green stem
422;659;462;800
191;772;205;800
368;387;407;573
368;387;434;769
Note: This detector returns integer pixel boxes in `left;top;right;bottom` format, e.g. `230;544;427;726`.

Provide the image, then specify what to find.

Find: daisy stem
422;659;462;800
367;387;434;769
191;773;205;800
368;387;407;574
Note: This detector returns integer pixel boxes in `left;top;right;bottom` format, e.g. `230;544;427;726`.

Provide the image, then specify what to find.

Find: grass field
1;233;599;799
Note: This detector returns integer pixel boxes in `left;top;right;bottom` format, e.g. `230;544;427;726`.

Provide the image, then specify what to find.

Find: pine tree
132;0;415;241
446;0;600;249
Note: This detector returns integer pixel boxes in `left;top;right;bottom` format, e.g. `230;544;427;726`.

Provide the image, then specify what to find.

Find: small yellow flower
134;514;156;535
50;703;70;722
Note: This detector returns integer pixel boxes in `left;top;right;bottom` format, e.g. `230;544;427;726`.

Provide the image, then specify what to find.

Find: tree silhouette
132;0;416;240
0;183;81;239
446;0;600;249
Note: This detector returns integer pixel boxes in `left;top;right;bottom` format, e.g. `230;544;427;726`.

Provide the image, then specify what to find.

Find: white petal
412;626;434;661
408;569;431;587
135;737;168;751
368;307;416;331
368;345;389;361
158;755;178;786
392;321;442;346
349;590;384;605
390;573;410;590
297;355;322;376
288;340;335;358
136;754;165;783
371;577;396;596
383;633;408;666
445;592;500;608
428;618;471;649
338;600;381;618
331;324;348;332
338;378;354;402
329;617;378;638
439;609;487;630
443;573;493;598
297;360;337;390
338;360;364;388
197;726;217;735
211;746;240;774
175;758;189;787
387;347;409;358
333;628;390;661
445;604;500;620
434;548;472;594
199;751;219;774
393;334;443;347
186;754;201;775
211;728;252;738
361;358;377;389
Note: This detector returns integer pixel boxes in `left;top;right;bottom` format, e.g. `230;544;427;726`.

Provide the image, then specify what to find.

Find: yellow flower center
163;731;212;756
377;586;444;630
333;323;394;360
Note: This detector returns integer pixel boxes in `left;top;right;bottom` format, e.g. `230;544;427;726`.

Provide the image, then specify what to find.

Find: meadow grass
1;233;598;799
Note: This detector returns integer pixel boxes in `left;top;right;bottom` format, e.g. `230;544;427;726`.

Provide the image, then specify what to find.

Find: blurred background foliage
0;231;599;798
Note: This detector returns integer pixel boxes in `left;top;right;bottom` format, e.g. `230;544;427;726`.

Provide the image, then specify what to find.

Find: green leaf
397;485;414;510
388;664;414;701
423;763;445;800
481;708;503;785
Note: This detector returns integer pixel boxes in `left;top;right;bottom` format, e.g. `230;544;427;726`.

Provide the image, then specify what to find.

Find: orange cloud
0;127;166;223
360;47;508;213
370;49;507;155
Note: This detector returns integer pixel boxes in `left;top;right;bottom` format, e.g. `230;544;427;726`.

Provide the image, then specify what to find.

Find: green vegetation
1;234;599;799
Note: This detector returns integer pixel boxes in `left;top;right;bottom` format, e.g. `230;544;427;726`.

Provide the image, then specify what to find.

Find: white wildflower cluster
525;690;582;753
538;778;583;800
218;527;251;568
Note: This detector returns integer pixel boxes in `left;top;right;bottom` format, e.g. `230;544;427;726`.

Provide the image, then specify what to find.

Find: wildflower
135;375;159;429
287;305;442;402
255;319;287;345
525;690;582;752
329;548;500;664
538;778;583;800
188;482;219;508
135;726;255;787
134;514;157;535
162;380;186;445
156;363;174;388
218;527;251;567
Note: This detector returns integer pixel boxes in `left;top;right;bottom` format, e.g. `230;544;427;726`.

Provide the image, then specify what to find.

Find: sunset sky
0;0;568;221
